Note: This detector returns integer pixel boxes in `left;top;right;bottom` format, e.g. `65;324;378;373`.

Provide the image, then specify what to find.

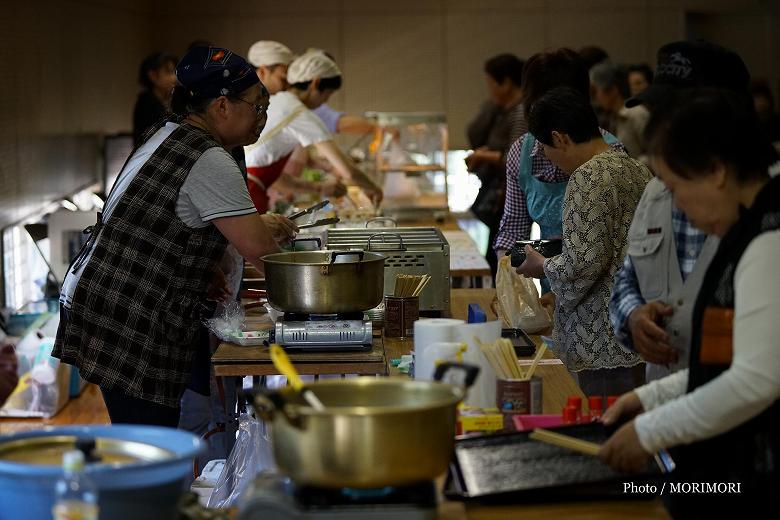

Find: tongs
288;200;330;221
297;217;340;229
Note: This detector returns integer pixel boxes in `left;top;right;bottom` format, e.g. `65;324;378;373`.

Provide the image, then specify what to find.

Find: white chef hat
287;51;342;84
246;40;296;67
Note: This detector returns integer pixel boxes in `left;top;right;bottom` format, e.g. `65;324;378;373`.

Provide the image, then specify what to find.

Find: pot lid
0;435;173;466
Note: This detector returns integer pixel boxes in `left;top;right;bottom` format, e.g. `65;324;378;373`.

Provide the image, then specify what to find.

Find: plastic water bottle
52;450;99;520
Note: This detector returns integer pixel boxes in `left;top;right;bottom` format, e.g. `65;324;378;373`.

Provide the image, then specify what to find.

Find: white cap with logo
247;40;296;67
287;51;342;84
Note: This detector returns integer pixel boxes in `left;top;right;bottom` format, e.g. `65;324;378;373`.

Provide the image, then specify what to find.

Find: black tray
444;423;667;503
501;328;536;357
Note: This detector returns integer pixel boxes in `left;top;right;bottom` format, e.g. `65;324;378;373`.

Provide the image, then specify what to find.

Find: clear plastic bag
207;413;276;509
1;328;66;418
203;301;247;343
495;256;551;333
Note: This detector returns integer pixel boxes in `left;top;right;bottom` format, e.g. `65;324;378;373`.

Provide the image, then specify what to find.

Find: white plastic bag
207;413;276;509
495;255;551;333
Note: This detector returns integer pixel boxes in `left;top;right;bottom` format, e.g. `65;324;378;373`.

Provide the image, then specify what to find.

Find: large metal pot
262;250;385;314
248;364;478;489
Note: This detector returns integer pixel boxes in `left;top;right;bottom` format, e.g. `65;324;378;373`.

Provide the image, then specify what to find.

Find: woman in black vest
598;89;779;517
55;47;297;427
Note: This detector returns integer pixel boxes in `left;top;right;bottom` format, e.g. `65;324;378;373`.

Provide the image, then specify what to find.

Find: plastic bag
495;255;551;333
207;413;276;509
203;301;246;343
1;324;67;418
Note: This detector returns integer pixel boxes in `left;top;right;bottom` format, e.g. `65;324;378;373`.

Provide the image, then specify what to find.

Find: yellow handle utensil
270;344;325;411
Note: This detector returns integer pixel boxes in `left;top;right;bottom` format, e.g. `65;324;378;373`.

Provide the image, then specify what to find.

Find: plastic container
511;414;565;432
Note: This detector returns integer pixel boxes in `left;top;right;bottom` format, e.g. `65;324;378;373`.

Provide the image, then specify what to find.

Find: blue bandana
176;46;259;99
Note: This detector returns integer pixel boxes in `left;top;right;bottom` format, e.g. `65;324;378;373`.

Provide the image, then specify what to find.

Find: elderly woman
517;87;652;398
55;46;297;426
493;48;622;293
600;90;779;517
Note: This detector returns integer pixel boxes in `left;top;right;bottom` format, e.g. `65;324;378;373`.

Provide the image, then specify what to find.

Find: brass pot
248;364;478;489
261;250;385;314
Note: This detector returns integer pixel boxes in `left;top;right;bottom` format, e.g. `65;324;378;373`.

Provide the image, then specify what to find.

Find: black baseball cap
176;46;259;100
626;40;750;109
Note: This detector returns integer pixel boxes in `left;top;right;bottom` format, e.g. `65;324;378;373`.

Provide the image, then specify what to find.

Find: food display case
366;112;449;221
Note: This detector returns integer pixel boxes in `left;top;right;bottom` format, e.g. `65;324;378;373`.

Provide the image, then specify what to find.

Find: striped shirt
609;208;709;348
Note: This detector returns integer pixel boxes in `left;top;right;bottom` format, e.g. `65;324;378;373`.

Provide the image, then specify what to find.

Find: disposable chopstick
412;275;430;297
529;428;601;456
523;343;547;380
499;339;523;379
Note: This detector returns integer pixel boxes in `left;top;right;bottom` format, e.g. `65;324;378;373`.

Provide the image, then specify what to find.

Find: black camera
507;239;563;267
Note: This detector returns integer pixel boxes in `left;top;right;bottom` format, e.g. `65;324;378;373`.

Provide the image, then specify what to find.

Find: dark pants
101;386;180;427
574;364;646;402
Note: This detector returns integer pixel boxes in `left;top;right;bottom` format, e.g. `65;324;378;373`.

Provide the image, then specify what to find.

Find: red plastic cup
566;396;582;410
588;396;604;418
607;395;619;408
562;405;579;424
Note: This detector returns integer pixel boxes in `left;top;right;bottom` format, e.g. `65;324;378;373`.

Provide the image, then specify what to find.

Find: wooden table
0;383;109;435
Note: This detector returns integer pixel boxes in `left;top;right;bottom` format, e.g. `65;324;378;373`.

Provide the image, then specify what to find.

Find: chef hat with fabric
287;51;342;84
176;46;259;99
247;40;296;67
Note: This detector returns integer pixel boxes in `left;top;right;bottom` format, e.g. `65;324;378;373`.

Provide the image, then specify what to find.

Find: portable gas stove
237;474;437;520
271;312;373;351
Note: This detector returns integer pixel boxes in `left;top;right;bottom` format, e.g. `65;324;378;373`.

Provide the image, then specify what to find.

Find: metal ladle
269;345;326;411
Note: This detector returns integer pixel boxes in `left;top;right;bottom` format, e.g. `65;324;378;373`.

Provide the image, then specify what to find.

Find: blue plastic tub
0;425;203;520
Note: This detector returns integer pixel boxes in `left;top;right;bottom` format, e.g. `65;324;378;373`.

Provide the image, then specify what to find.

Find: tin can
384;296;419;338
496;377;543;414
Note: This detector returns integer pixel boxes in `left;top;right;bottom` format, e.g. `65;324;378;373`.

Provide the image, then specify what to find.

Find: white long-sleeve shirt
634;230;780;453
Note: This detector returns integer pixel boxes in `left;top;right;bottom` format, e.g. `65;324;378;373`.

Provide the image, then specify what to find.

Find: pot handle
365;217;398;228
291;237;322;251
367;232;406;251
241;388;306;430
433;362;480;389
330;250;364;264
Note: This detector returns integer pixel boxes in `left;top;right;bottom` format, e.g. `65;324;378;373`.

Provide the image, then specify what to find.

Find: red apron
246;152;292;213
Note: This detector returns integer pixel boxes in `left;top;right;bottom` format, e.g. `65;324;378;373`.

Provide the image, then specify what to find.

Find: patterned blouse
543;149;652;371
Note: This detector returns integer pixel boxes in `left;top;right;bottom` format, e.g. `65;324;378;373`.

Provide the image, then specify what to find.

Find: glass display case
365;112;449;220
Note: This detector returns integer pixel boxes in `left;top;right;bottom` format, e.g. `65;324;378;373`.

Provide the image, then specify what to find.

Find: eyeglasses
232;97;268;117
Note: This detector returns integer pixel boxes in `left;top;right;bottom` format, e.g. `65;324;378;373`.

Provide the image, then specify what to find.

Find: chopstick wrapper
456;320;502;408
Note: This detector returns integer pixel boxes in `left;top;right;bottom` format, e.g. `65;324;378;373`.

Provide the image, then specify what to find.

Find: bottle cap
562;405;578;424
62;450;85;472
588;396;603;414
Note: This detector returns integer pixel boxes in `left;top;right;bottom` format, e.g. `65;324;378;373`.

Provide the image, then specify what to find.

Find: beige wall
0;0;778;229
151;0;780;151
0;0;153;228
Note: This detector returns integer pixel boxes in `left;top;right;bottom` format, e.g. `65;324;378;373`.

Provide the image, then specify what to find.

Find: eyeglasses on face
232;97;268;117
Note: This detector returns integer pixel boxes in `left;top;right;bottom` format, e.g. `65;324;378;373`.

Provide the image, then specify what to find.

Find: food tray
445;423;665;503
225;330;270;346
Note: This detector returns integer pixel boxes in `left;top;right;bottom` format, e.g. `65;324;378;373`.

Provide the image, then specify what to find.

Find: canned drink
384;296;419;338
496;377;543;414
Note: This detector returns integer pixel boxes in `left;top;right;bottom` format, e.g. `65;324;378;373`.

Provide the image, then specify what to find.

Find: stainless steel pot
248;363;479;489
261;250;385;314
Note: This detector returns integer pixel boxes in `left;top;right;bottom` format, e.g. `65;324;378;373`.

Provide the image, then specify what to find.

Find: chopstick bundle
528;428;601;456
477;337;524;379
393;274;430;297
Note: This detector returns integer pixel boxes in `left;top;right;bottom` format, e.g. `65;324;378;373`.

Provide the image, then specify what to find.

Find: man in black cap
609;40;750;384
